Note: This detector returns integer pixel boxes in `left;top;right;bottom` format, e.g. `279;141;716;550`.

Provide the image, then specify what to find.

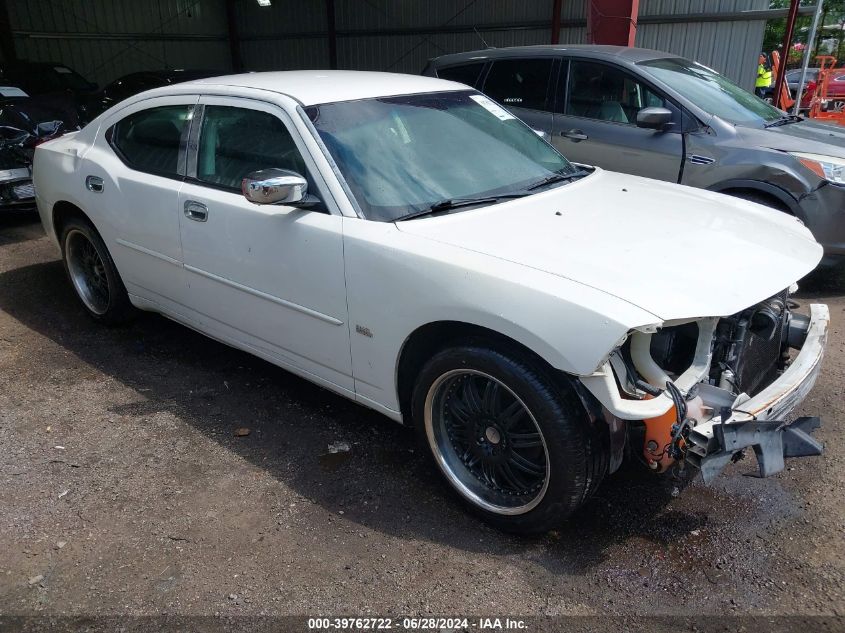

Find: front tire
411;344;607;534
60;217;134;324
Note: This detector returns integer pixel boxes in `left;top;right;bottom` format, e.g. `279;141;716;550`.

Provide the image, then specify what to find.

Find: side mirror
242;168;308;205
636;107;673;130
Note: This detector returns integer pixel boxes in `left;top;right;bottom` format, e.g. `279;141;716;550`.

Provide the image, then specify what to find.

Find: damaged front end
580;291;830;482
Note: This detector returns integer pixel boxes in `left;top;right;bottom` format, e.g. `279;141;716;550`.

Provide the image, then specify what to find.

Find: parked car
81;69;225;122
1;86;66;212
424;45;845;266
0;60;96;128
0;126;35;212
787;67;820;92
759;67;820;104
798;69;845;111
34;71;828;533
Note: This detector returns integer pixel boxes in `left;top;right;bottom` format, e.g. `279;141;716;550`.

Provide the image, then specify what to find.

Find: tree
764;0;845;67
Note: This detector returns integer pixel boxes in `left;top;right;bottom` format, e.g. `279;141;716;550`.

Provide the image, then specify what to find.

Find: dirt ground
1;213;843;629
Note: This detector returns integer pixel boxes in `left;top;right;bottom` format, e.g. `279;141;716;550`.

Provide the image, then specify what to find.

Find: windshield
305;91;577;221
638;58;784;125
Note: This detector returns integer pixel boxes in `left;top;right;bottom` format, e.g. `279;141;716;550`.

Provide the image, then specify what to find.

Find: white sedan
34;71;829;533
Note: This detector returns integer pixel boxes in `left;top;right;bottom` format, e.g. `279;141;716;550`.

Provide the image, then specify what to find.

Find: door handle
184;200;208;222
85;175;104;193
561;129;589;142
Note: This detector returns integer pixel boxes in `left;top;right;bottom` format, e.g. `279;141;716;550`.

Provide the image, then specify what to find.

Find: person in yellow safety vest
756;53;773;97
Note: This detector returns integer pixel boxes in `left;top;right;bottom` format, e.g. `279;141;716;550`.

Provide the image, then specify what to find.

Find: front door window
565;60;666;124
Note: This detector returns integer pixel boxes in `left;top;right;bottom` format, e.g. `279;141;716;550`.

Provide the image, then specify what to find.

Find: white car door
177;95;353;392
85;96;198;308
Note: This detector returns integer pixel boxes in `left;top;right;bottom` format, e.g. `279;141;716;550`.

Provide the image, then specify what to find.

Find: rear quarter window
436;62;486;88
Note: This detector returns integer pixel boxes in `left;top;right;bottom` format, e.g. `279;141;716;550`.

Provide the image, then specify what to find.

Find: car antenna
474;27;493;49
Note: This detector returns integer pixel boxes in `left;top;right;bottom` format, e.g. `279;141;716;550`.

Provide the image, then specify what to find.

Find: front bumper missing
686;303;830;482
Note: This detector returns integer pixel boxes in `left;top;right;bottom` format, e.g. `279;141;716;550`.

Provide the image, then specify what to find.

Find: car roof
178;70;467;105
429;44;682;66
124;69;223;81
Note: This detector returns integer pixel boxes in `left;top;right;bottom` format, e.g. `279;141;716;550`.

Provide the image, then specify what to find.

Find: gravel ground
0;213;843;628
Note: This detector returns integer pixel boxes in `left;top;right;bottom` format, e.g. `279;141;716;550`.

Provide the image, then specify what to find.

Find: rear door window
108;105;192;177
436;63;486;87
482;59;554;111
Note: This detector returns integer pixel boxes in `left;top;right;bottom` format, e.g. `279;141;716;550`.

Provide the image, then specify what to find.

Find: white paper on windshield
469;94;515;121
54;66;73;73
0;86;29;97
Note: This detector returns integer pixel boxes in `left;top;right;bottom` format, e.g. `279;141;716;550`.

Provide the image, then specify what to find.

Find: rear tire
411;343;607;534
60;217;134;325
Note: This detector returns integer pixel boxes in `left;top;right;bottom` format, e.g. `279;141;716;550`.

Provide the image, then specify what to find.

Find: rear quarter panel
33;129;95;247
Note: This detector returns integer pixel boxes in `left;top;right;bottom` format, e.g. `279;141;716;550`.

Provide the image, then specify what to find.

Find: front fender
707;178;802;217
342;219;660;415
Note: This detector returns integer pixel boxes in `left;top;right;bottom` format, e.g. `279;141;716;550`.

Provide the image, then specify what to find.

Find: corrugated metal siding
6;0;231;86
336;0;551;31
561;1;586;21
336;29;552;73
6;0;769;90
636;0;770;90
235;0;326;38
236;0;555;74
558;27;588;45
639;0;767;17
240;39;329;71
8;0;226;34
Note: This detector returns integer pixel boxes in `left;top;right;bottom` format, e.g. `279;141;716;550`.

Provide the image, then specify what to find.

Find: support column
225;0;242;73
551;0;563;45
587;0;640;47
326;0;338;70
774;0;801;109
0;0;16;63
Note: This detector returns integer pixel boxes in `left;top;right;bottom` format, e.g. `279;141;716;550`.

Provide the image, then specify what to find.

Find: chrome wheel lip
424;368;551;516
65;229;110;316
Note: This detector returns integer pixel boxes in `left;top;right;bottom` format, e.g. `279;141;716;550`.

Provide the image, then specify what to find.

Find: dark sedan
0;60;96;128
82;69;224;121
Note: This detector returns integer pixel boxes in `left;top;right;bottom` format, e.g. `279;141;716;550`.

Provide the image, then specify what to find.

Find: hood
395;169;822;322
738;118;845;157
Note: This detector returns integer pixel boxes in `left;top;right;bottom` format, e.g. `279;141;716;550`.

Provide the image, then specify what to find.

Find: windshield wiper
395;194;528;222
765;114;803;128
526;169;590;191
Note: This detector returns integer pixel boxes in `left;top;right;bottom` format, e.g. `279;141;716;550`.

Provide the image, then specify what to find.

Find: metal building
0;0;778;90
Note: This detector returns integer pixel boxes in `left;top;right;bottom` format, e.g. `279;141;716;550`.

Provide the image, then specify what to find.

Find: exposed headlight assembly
791;151;845;184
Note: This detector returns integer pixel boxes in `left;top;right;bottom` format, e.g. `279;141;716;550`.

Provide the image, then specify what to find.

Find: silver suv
424;45;845;266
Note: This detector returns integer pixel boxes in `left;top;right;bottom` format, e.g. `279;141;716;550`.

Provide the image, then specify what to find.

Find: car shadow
0;211;43;246
0;259;712;574
799;262;845;297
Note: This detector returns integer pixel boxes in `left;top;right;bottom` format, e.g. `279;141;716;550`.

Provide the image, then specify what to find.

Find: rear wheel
60;217;134;324
411;344;607;534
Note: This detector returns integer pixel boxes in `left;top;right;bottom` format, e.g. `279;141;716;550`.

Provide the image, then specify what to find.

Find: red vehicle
800;69;845;110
